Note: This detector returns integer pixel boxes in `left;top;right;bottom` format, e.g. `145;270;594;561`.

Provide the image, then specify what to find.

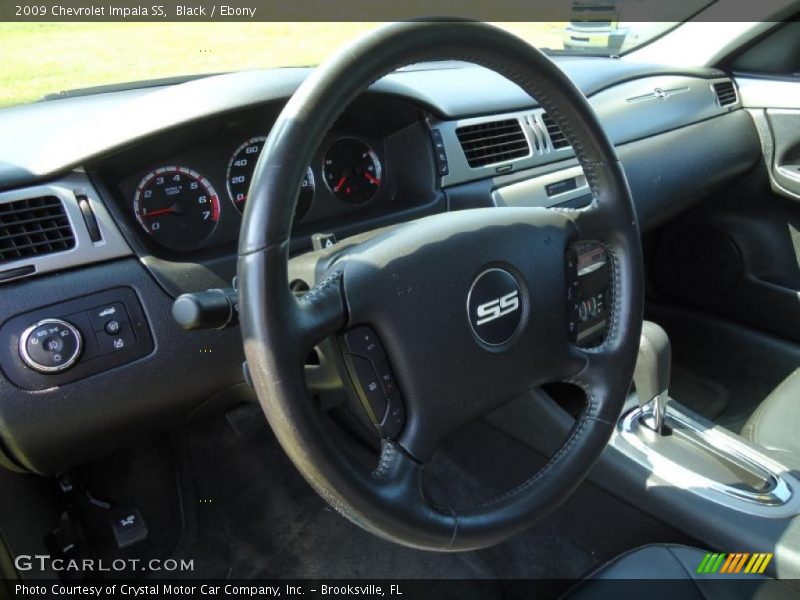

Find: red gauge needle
142;207;175;218
363;172;380;185
334;176;347;192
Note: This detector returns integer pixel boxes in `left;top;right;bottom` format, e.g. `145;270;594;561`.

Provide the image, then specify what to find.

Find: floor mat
158;404;687;589
168;408;499;583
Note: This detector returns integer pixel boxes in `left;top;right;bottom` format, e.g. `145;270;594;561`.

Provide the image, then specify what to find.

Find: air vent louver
0;196;75;263
455;118;529;168
541;113;571;150
713;81;738;107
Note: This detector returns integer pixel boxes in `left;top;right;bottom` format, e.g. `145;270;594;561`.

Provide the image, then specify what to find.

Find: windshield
0;18;693;109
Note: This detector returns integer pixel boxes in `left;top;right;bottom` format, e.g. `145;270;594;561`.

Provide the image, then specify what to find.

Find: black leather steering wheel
238;21;643;551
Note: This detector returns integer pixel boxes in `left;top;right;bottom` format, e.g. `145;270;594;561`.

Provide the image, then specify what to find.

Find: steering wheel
238;21;643;551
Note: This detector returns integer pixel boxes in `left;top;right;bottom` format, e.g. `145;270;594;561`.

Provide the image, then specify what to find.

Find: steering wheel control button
343;326;386;362
467;268;525;348
95;322;137;354
349;355;388;423
19;319;83;373
380;395;406;439
341;326;406;437
374;361;397;396
89;302;129;332
567;242;611;347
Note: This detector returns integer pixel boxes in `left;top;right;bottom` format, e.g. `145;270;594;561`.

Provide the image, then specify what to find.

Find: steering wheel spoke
293;269;348;351
567;161;640;247
565;201;609;244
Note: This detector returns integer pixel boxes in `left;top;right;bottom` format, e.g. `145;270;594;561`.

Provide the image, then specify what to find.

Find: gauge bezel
226;136;267;212
227;136;315;221
132;165;220;251
321;136;383;205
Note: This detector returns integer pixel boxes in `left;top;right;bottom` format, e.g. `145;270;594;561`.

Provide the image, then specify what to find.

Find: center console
487;318;800;578
616;320;799;518
616;399;799;518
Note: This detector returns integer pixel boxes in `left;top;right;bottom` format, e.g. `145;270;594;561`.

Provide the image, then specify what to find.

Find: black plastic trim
0;258;245;473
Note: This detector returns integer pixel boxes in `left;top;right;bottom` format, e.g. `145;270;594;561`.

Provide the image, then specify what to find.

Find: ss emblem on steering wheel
467;267;527;348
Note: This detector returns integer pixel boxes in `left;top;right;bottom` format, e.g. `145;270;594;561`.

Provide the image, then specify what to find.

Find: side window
730;21;800;77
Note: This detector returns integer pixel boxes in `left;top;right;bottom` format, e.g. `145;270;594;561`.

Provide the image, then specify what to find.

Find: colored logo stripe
745;553;773;574
697;552;773;574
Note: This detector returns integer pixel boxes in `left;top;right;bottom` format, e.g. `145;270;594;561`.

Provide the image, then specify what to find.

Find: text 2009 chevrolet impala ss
1;8;800;599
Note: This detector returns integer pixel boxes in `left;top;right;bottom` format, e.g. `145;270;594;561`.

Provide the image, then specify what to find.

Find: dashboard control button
430;129;449;176
311;232;337;251
349;355;388;423
89;302;129;332
96;322;136;354
105;320;121;335
343;326;386;363
19;319;83;373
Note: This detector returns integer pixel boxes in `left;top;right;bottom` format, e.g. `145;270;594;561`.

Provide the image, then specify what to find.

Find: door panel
742;84;800;201
765;109;800;198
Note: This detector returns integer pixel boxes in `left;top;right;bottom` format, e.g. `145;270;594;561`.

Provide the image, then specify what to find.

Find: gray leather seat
742;369;800;470
566;544;795;599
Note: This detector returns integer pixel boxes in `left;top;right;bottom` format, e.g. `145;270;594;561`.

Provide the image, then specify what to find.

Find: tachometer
322;138;382;204
133;166;220;251
227;136;315;221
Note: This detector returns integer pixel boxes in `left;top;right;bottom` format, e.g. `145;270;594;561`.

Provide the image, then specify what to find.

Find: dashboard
94;96;440;263
0;58;763;474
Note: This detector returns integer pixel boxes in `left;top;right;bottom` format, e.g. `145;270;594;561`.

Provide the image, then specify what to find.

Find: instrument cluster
126;133;386;252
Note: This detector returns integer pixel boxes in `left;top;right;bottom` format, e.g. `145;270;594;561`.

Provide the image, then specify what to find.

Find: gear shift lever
633;321;671;434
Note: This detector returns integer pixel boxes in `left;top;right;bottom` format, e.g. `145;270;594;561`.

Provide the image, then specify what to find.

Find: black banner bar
0;0;794;22
5;578;800;600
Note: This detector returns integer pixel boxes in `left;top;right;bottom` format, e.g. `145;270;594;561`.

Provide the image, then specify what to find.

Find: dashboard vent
455;118;529;168
541;113;571;149
712;81;738;107
525;115;548;155
0;196;75;263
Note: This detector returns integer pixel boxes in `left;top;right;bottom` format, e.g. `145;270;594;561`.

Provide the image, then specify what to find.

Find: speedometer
133;166;220;251
227;136;315;221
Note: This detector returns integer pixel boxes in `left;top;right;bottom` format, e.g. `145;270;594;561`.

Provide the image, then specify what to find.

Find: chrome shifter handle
633;321;671;434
